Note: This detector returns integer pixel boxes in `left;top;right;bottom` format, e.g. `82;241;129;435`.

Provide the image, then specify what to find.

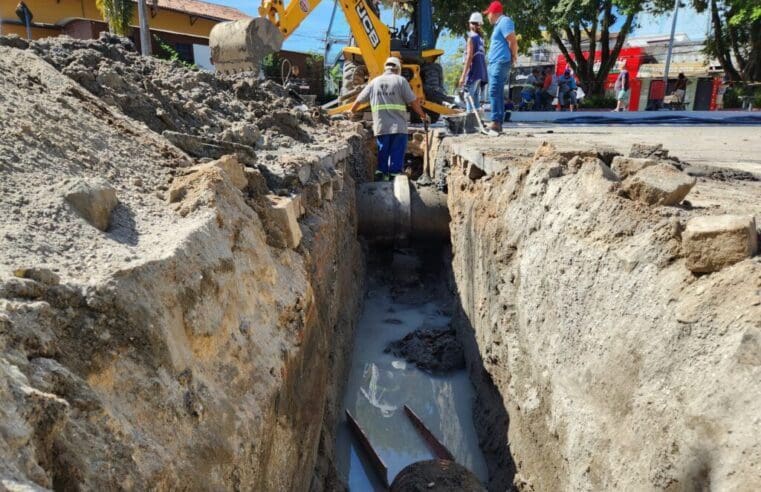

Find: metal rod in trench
403;404;455;461
345;409;390;488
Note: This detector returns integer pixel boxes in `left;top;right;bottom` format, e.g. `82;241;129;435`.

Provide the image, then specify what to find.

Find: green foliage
153;35;195;68
722;87;742;108
261;52;285;79
441;38;465;93
493;0;672;95
95;0;134;36
327;63;342;96
692;0;761;82
430;0;490;40
579;93;617;109
717;83;761;108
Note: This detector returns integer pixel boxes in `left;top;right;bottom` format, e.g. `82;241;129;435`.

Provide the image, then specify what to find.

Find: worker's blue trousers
376;133;408;174
488;60;512;123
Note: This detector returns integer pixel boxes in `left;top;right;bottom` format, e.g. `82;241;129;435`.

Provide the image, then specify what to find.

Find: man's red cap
483;1;503;14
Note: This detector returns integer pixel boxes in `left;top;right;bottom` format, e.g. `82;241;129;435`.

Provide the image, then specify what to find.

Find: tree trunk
710;0;742;82
745;20;761;82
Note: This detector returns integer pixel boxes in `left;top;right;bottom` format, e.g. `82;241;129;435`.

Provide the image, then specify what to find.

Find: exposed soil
0;34;367;491
445;136;761;491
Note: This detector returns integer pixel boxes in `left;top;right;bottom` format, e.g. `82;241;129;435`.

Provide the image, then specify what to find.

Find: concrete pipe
357;175;450;242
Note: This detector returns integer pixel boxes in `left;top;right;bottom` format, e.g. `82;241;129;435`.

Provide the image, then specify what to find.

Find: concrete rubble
621;163;697;206
610;155;657;179
62;178;119;231
683;215;759;273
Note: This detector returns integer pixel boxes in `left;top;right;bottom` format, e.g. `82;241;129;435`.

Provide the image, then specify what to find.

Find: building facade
513;32;722;111
0;0;250;69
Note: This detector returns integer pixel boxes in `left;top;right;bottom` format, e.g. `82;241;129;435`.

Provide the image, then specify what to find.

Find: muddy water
335;271;488;490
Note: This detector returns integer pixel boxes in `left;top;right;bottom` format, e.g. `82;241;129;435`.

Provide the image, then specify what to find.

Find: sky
214;0;709;65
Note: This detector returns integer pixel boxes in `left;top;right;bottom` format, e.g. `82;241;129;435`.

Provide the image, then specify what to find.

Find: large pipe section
357;175;449;242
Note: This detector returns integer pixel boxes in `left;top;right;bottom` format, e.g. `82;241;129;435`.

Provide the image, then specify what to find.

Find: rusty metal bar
403;404;455;462
345;409;389;488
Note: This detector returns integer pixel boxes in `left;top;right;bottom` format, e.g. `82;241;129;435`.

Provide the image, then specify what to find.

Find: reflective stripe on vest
371;104;407;112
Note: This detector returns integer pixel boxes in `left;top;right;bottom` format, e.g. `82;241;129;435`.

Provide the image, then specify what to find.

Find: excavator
209;0;457;121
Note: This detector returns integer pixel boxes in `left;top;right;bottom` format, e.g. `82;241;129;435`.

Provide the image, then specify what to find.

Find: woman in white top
458;13;488;111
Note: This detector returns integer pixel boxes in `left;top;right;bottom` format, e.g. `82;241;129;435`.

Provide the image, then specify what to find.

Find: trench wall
0;144;366;491
445;141;761;491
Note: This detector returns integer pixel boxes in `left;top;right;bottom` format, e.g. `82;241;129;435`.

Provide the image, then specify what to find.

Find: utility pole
137;0;151;56
323;0;338;93
663;0;680;88
24;9;31;40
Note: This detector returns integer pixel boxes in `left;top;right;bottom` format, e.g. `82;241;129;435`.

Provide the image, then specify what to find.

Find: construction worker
483;0;518;132
458;13;488;112
350;57;428;180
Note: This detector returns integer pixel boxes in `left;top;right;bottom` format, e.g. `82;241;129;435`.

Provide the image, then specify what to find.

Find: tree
95;0;134;36
527;0;673;96
430;0;671;96
694;0;761;82
441;40;466;92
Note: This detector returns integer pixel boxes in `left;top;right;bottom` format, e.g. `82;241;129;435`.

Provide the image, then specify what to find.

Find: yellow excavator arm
209;0;457;118
211;0;390;78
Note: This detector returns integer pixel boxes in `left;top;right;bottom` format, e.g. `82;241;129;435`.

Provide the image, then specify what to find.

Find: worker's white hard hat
469;12;484;24
384;57;402;70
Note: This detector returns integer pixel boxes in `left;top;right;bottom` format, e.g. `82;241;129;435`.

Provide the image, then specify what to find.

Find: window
173;43;194;64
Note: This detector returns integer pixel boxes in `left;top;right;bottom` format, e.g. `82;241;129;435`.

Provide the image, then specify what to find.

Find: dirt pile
29;34;322;151
0;36;367;491
446;138;761;490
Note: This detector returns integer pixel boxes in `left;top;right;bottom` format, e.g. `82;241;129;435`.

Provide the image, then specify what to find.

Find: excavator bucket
209;18;285;73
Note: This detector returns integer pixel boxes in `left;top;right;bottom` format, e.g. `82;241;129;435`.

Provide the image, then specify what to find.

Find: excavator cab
388;0;435;54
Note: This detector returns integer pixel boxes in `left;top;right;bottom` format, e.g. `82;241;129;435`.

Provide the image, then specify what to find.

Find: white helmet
469;12;483;24
384;56;402;71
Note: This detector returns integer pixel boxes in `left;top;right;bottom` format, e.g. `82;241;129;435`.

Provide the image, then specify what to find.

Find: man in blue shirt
484;1;518;132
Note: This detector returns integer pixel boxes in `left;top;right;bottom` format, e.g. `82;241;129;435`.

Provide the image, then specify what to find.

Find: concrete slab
265;194;302;249
683;215;759;273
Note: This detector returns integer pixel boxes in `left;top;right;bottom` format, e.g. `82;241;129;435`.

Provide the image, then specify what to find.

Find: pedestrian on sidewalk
673;72;688;103
614;60;630;112
458;12;488;112
558;68;578;111
541;68;558;111
350;57;428;180
483;0;518;132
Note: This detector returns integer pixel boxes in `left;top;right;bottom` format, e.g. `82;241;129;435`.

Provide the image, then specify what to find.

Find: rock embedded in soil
264;194;303;249
12;267;60;286
385;327;465;373
682;214;759;273
621;163;696;206
610;156;657;179
62;178;118;231
629;142;669;159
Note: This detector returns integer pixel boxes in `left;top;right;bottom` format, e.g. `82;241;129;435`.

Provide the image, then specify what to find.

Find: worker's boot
488;122;502;133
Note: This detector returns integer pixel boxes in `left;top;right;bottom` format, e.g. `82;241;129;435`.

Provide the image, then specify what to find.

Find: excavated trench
2;35;759;491
326;132;761;492
326;146;516;491
333;245;491;490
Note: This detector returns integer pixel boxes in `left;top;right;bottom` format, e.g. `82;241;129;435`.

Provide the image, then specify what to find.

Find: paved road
508;124;761;174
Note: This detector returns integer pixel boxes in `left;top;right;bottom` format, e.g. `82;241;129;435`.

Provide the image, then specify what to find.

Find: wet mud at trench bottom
335;247;488;490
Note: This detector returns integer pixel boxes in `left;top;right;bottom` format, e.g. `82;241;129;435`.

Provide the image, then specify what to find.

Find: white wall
193;44;213;72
